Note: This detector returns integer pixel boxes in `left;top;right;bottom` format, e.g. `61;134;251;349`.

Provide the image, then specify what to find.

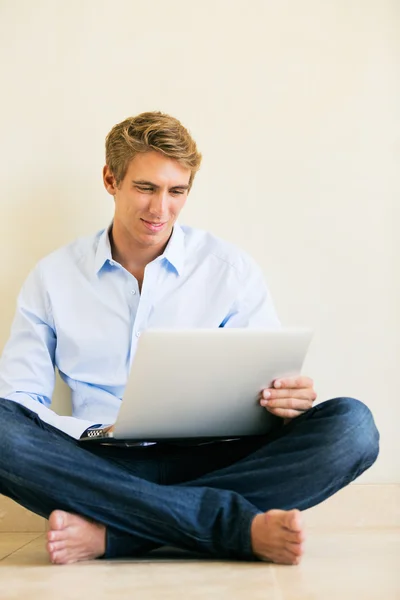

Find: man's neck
109;222;170;276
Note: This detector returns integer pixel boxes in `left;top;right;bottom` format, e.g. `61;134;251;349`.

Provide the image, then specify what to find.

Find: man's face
103;151;191;250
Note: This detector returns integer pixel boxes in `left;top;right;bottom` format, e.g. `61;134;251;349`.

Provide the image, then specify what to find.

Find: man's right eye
136;187;153;193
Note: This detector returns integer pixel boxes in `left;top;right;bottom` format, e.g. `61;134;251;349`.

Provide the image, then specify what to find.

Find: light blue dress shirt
0;223;281;439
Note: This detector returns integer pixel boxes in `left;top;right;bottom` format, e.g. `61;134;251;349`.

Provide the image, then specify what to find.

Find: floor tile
0;496;45;532
303;484;400;529
274;529;400;600
1;534;280;599
0;533;43;560
0;529;399;600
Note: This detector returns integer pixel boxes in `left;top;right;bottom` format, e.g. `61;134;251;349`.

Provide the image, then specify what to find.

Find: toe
286;541;304;557
273;550;299;566
282;549;302;565
51;549;69;565
285;509;303;532
47;529;68;543
49;510;66;530
284;529;306;544
47;540;67;554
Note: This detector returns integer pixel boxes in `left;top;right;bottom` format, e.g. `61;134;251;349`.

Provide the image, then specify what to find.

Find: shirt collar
161;222;185;275
94;224;113;275
94;222;185;276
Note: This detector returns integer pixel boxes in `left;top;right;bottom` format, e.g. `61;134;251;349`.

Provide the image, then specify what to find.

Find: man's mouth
141;219;167;232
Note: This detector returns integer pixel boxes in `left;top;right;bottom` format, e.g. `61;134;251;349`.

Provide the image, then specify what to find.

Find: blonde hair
105;111;202;190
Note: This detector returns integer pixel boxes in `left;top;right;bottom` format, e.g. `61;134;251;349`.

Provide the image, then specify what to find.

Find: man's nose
148;190;168;216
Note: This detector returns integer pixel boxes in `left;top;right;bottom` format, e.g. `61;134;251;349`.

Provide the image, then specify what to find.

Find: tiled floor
0;528;399;599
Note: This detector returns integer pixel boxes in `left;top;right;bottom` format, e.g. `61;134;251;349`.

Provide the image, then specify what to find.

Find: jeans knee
0;400;38;466
324;397;380;467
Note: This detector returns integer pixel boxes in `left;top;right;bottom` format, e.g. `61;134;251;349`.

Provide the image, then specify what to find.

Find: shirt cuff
4;394;100;440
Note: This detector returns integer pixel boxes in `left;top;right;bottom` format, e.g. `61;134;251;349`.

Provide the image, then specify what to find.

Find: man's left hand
260;376;317;422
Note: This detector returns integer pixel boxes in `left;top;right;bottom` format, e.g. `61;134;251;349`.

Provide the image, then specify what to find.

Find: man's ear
103;165;117;195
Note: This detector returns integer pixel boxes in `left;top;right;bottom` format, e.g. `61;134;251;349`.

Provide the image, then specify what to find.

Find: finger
273;376;313;390
261;398;312;411
264;406;306;419
262;388;313;400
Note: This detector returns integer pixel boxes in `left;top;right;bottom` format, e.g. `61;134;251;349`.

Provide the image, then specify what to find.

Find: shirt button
135;331;141;338
131;290;136;295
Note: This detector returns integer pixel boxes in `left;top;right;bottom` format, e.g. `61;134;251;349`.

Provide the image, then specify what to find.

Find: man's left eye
171;190;184;195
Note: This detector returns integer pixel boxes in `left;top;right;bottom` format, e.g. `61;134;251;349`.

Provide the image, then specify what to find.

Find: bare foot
46;510;106;565
251;509;305;565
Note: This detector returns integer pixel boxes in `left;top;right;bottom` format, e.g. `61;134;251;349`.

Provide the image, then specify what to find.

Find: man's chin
137;226;172;246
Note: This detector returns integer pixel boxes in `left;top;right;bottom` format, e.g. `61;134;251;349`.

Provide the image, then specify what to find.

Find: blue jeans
0;397;379;560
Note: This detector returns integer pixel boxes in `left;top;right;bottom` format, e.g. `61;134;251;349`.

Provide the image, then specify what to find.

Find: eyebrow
132;179;190;190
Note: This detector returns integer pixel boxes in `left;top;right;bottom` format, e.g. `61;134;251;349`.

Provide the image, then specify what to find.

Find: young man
0;112;379;566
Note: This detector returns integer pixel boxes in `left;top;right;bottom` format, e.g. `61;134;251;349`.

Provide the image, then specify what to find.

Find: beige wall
0;0;398;482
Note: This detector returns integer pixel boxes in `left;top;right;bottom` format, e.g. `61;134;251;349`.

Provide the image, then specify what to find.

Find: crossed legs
0;397;379;564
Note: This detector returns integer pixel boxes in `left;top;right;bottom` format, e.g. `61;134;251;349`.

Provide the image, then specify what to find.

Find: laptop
79;327;313;445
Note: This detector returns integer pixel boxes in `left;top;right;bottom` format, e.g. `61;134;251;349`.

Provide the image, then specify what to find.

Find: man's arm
0;263;99;440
